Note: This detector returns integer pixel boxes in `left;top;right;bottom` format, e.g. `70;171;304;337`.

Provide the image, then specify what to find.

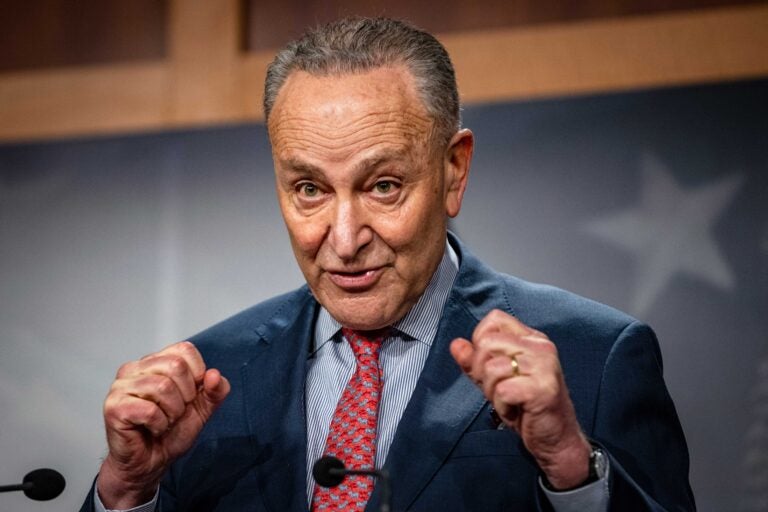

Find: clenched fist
450;309;591;490
96;341;230;509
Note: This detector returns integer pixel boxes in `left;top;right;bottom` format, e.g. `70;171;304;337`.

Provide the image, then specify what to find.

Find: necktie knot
341;328;385;363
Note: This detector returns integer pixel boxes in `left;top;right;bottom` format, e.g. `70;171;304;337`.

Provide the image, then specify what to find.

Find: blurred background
0;1;766;510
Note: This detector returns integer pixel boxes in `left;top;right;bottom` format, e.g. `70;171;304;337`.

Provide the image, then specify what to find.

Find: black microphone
313;456;391;512
0;468;65;501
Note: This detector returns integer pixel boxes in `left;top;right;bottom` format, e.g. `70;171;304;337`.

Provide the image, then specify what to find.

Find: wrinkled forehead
267;66;435;144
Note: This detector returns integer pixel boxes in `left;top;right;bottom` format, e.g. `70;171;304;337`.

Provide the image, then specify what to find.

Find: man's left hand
449;309;592;490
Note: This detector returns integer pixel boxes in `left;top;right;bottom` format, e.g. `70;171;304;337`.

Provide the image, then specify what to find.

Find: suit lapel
367;295;486;512
239;291;317;512
367;236;513;511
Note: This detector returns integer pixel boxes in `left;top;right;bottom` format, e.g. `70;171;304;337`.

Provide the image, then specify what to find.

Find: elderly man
82;17;694;512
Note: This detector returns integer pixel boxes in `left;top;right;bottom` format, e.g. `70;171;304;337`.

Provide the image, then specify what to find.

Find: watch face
592;447;608;479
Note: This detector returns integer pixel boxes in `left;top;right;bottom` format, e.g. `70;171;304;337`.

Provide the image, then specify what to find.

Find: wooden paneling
444;5;768;103
243;0;764;51
0;63;169;138
0;0;167;72
167;0;245;124
0;3;766;142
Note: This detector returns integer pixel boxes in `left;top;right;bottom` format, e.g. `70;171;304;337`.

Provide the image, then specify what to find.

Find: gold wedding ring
509;352;523;378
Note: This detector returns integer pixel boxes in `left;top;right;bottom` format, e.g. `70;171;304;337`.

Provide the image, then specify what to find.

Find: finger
112;374;188;425
474;335;549;360
469;333;524;386
120;354;200;403
481;353;530;399
152;341;207;384
202;369;230;405
453;335;523;387
449;338;475;376
473;309;534;341
105;394;171;438
190;369;231;422
492;396;523;427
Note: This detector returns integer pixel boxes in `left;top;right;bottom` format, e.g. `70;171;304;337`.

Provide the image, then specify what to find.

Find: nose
328;196;373;261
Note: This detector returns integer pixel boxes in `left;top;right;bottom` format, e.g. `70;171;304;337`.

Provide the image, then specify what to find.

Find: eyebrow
353;149;409;173
279;148;410;178
279;158;321;176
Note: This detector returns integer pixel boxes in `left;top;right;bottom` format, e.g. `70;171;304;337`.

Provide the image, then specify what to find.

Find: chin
329;309;393;331
322;293;402;331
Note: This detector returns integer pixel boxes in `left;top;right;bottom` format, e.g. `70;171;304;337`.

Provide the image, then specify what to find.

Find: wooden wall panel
0;0;167;72
0;63;169;139
243;0;764;51
443;5;768;103
0;3;766;142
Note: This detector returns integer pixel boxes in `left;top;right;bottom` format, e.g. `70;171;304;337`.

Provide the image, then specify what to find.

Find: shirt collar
313;240;459;352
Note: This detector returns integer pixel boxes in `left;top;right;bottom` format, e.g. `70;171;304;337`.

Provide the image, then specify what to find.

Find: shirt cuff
94;482;159;512
539;459;610;512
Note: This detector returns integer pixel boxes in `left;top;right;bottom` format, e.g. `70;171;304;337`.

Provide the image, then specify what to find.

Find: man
82;17;694;512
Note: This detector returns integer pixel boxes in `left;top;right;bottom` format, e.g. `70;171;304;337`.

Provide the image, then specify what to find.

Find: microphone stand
0;482;33;493
314;456;392;512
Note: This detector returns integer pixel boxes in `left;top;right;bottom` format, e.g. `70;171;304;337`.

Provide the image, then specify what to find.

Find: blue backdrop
1;78;765;511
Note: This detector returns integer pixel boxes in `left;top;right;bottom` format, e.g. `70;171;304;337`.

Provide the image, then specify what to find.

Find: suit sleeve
590;321;696;511
79;480;160;512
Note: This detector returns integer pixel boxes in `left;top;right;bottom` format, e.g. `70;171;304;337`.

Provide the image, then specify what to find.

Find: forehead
267;66;434;158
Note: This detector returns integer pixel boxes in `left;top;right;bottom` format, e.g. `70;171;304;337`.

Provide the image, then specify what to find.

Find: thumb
449;337;474;374
198;369;230;414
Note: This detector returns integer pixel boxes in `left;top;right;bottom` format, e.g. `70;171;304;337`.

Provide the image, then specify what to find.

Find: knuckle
167;356;189;377
114;401;143;424
492;308;509;319
103;395;121;417
155;376;176;396
107;380;123;395
486;309;506;324
115;361;136;379
137;400;162;423
541;339;558;356
149;403;167;423
177;341;197;356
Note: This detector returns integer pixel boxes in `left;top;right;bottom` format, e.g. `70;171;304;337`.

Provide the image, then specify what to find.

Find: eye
373;181;396;194
297;182;320;197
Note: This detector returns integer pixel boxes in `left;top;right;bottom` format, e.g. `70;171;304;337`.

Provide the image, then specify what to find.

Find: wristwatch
542;443;607;492
587;444;608;483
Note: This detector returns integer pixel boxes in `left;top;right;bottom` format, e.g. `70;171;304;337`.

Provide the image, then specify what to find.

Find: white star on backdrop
584;152;743;317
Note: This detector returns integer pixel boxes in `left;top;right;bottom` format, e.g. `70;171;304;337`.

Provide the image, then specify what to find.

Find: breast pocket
414;430;538;511
449;429;525;459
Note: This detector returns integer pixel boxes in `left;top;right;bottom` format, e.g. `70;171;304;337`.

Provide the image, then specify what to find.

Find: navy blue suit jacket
82;236;695;511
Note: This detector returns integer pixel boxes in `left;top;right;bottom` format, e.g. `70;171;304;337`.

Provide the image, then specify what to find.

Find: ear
443;129;474;218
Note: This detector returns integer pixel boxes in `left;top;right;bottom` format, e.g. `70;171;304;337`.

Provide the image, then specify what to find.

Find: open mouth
327;268;382;291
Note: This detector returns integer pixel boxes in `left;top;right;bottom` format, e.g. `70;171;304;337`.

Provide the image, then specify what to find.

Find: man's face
268;65;470;330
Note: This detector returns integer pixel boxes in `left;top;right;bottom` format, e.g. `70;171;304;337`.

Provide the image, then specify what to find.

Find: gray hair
263;17;460;146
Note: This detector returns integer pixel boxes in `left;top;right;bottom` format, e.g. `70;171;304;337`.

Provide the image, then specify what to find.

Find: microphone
313;456;391;512
0;468;65;501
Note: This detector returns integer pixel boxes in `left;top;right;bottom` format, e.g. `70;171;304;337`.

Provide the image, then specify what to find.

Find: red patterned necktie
312;327;385;511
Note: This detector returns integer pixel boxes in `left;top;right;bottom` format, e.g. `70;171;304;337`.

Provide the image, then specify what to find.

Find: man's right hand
96;341;230;509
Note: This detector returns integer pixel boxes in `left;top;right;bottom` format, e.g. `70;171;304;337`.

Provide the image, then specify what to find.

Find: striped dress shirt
304;242;459;503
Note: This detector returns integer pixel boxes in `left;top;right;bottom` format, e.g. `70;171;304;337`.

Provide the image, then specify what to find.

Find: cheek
375;201;444;255
282;209;327;258
277;190;324;251
402;188;446;231
289;222;325;255
373;207;420;248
